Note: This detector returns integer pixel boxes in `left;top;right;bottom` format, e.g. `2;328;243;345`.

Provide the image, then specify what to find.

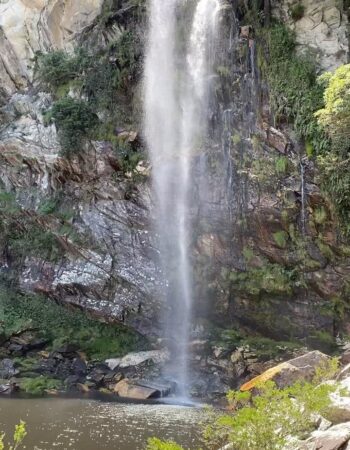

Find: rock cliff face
0;0;103;95
273;0;349;71
0;0;350;365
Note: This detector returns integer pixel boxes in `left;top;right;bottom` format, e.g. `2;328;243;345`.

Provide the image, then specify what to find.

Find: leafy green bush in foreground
0;421;26;450
147;360;340;450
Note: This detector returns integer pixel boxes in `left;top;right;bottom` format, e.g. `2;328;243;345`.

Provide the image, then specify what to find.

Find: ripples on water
0;398;203;449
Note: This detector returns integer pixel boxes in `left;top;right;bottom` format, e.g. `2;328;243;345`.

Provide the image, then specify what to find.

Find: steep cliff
1;0;350;397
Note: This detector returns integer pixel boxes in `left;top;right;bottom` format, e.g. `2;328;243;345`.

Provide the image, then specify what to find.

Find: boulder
298;422;350;450
240;351;329;391
114;379;157;400
0;382;18;395
337;363;350;381
118;350;169;369
105;358;122;371
114;378;174;399
0;359;18;379
328;376;350;423
341;350;350;366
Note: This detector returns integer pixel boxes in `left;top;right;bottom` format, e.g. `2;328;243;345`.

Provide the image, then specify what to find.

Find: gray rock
105;358;122;371
119;350;169;369
298;422;350;450
0;359;18;379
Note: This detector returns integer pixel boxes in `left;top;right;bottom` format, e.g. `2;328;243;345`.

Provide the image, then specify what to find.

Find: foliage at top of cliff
316;64;350;156
315;64;350;235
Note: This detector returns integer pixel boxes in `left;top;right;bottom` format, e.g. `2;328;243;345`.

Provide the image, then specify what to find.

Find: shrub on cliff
260;24;328;154
316;65;350;156
44;97;98;156
315;64;350;235
34;49;90;90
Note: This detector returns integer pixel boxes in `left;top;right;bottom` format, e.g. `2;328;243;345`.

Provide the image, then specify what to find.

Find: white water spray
144;0;220;397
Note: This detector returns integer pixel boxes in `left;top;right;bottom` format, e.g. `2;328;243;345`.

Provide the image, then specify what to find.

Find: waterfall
144;0;220;398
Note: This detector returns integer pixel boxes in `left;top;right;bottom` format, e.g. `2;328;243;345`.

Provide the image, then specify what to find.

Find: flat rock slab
114;378;174;400
241;351;329;391
299;422;350;450
105;350;169;371
118;350;169;369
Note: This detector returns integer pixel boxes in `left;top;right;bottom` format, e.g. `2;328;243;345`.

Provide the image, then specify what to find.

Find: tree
316;64;350;157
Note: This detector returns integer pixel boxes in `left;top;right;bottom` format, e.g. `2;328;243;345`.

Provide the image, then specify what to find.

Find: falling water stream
144;0;220;397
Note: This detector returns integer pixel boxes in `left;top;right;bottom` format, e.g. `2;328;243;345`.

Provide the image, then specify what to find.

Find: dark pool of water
0;397;203;449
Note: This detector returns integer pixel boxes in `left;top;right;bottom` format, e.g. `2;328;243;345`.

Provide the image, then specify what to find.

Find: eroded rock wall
0;0;104;94
273;0;349;72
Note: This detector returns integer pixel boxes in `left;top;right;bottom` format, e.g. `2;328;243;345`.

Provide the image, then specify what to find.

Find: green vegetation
44;97;98;156
275;156;289;175
290;3;305;21
0;421;27;450
150;360;340;450
113;140;143;173
227;262;300;297
21;377;62;395
35;30;142;162
0;288;141;360
261;24;328;154
212;328;300;360
273;230;289;248
314;206;328;225
316;65;350;154
0;189;63;263
315;65;350;235
147;439;184;450
259;23;350;235
34;49;90;90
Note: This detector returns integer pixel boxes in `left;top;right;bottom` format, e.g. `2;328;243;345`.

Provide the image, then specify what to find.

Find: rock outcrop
273;0;349;72
240;351;330;391
0;0;104;94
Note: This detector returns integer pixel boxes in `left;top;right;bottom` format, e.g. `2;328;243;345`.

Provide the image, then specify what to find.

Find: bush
147;438;184;450
261;24;328;153
290;3;305;21
204;378;337;450
21;377;62;395
35;49;90;90
150;361;340;450
0;188;63;262
45;97;98;156
0;421;27;450
227;262;299;297
315;64;350;235
316;65;350;156
0;288;142;359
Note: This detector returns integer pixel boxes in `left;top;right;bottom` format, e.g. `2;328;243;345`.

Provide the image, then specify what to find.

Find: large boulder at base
298;422;350;450
240;351;330;391
113;378;174;400
328;376;350;423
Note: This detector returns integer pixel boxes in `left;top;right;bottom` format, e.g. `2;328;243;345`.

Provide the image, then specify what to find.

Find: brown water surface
0;398;203;449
